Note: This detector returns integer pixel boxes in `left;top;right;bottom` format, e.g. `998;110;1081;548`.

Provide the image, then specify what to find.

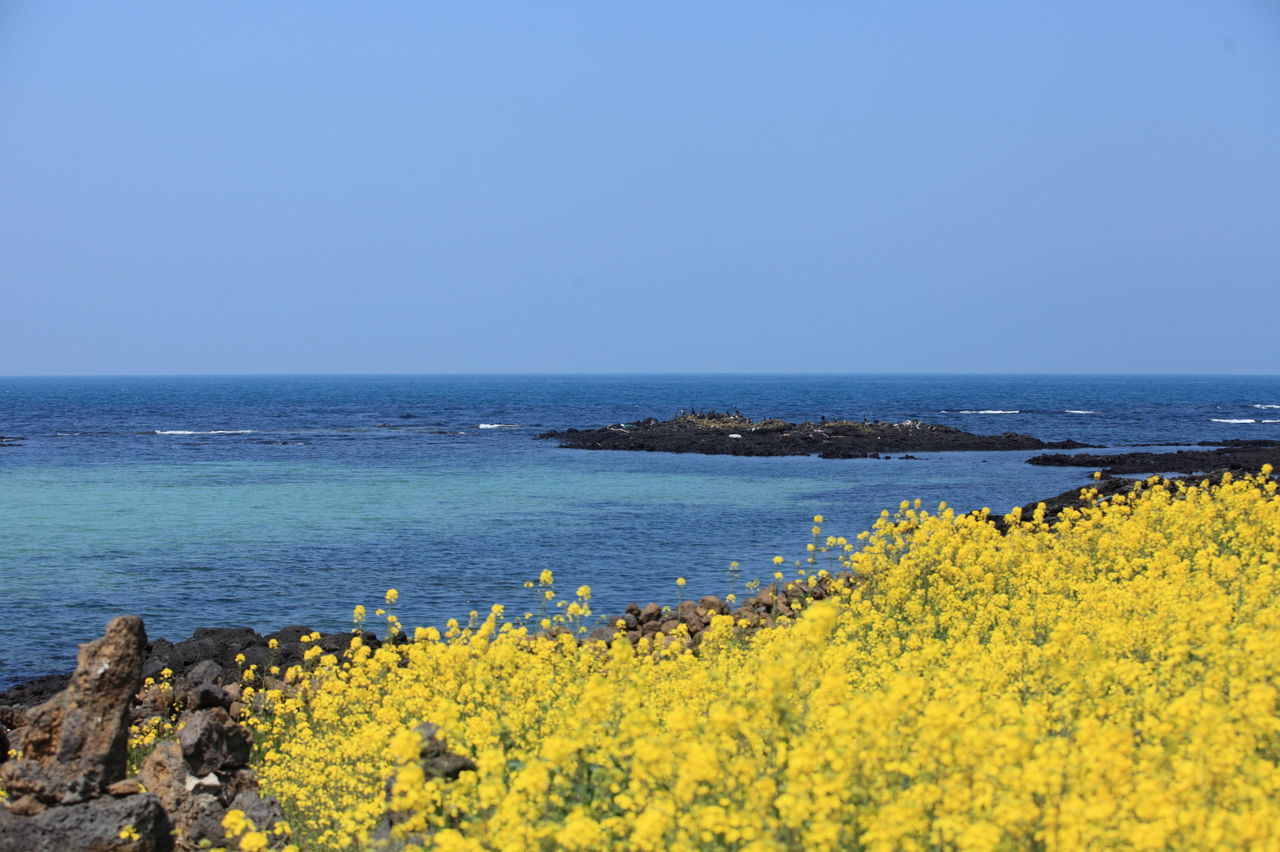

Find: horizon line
3;371;1279;380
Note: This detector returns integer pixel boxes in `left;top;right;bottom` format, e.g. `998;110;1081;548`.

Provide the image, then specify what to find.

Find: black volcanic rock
537;412;1093;458
988;477;1142;531
1026;442;1280;476
0;674;71;709
1200;439;1280;448
2;625;381;709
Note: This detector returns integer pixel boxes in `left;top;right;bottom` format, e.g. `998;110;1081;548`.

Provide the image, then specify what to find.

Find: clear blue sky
2;1;1277;375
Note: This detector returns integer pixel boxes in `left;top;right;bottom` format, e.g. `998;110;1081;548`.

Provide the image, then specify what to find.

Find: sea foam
152;429;255;435
478;423;520;429
1210;419;1256;424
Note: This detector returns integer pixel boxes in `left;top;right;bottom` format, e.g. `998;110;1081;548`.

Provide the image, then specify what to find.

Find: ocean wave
1064;410;1097;415
151;429;256;435
478;423;520;429
1254;404;1280;409
950;410;1020;415
1210;419;1256;424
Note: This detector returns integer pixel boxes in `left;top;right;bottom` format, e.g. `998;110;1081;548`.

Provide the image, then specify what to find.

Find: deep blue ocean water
3;373;1279;687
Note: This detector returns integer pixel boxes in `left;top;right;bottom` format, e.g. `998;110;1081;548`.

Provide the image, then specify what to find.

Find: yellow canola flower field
249;470;1280;851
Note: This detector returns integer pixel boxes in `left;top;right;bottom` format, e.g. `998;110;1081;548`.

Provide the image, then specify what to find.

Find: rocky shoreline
1027;439;1280;476
0;617;287;851
537;410;1093;458
2;625;382;710
0;578;831;711
0;581;850;847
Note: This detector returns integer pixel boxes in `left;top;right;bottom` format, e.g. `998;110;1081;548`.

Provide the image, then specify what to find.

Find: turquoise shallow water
3;374;1279;685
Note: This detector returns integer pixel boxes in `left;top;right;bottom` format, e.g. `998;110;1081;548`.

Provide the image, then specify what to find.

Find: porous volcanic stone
177;707;252;776
0;616;146;806
0;791;172;852
1026;443;1280;476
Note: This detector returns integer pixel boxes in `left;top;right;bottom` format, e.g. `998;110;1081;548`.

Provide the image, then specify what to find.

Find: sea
3;373;1279;688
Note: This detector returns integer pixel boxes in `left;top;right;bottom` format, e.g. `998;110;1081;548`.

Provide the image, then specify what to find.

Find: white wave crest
1254;404;1280;409
478;423;519;429
1210;419;1256;424
153;429;255;435
1064;410;1097;414
955;410;1020;415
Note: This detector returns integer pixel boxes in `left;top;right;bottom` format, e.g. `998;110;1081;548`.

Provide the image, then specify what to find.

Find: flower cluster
248;470;1280;850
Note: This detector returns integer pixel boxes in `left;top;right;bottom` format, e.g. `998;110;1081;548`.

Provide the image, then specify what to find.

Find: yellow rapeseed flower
242;470;1280;851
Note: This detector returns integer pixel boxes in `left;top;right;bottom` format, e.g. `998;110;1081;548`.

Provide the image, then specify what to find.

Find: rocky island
537;410;1091;458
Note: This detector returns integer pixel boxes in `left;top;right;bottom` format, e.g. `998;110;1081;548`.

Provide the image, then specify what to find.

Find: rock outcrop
1026;442;1280;476
134;666;285;850
1;616;146;808
538;411;1093;458
2;624;382;710
0;616;174;850
597;581;846;650
138;737;283;851
0;616;288;851
0;793;171;852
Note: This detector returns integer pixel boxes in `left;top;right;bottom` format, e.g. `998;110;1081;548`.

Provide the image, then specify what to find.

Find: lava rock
178;660;226;690
137;743;188;822
415;723;478;781
0;674;71;709
539;411;1096;458
0;792;173;852
1027;445;1280;476
177;708;252;776
698;595;727;615
182;681;232;712
0;616;146;806
638;603;663;624
138;738;283;851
